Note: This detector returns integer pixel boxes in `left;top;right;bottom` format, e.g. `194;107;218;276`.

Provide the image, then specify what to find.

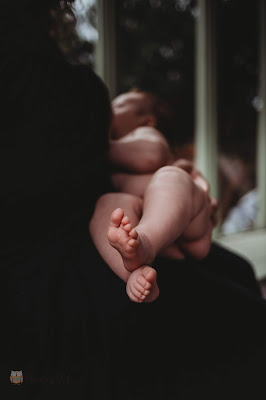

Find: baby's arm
108;126;173;173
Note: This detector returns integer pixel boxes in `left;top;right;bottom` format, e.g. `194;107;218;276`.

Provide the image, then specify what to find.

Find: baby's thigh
179;222;212;260
180;195;213;259
183;196;211;241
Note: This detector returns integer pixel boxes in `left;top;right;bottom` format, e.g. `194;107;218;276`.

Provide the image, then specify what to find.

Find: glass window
216;0;259;235
115;0;197;156
53;0;97;67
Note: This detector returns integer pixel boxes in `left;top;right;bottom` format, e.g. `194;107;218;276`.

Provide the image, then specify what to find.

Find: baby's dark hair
129;88;174;140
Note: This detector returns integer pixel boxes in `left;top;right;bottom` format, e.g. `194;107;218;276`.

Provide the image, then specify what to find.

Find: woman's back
2;4;266;399
0;4;111;266
1;5;118;396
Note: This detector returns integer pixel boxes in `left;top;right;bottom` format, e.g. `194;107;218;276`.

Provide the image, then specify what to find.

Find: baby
90;90;217;303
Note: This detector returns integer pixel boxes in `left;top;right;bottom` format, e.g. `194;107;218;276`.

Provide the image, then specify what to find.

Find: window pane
216;0;259;235
116;0;196;154
54;0;97;67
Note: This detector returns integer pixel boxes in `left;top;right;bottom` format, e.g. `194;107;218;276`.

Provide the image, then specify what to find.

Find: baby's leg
107;166;212;272
178;200;213;259
108;207;157;272
135;166;207;257
107;166;195;272
126;266;159;303
111;172;152;197
90;192;159;302
178;189;217;259
90;192;144;282
107;207;159;302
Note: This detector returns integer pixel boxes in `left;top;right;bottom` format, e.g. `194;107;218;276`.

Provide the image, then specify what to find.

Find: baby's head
110;89;173;139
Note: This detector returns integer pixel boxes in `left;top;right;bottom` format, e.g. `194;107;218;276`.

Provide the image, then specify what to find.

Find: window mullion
256;0;266;229
95;0;117;99
195;0;218;200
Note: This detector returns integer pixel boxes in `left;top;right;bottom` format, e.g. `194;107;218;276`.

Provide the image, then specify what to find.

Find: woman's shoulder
67;63;110;104
4;40;110;115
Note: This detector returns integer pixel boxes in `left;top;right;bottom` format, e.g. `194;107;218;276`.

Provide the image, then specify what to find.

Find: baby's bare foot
107;208;155;272
126;266;159;303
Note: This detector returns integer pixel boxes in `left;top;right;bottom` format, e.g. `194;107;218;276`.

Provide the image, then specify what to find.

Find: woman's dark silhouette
1;1;266;399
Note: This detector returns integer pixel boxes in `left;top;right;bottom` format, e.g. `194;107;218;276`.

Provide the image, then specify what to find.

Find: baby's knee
152;165;191;186
155;165;189;178
156;165;180;175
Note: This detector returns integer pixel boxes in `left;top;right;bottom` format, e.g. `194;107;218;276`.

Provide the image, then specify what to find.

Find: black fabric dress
1;5;266;399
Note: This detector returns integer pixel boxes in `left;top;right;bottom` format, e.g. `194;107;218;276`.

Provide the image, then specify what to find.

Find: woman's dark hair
34;0;75;12
54;0;75;7
19;0;76;26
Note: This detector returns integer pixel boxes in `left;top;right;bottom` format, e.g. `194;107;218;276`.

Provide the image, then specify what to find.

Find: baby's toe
133;281;150;296
122;216;130;226
131;285;146;300
143;266;157;283
129;228;138;239
128;238;138;248
136;275;152;290
127;289;141;303
127;287;145;303
110;208;124;226
123;223;133;232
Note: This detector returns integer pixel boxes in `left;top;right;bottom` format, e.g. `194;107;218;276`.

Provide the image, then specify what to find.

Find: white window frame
195;0;266;280
95;0;266;279
95;0;117;100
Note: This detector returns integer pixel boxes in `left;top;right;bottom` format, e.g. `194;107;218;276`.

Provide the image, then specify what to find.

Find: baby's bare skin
127;266;159;303
97;165;212;304
90;91;217;303
107;208;159;302
107;208;155;272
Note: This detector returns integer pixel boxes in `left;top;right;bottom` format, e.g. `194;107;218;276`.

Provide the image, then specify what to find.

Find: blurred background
52;0;266;281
